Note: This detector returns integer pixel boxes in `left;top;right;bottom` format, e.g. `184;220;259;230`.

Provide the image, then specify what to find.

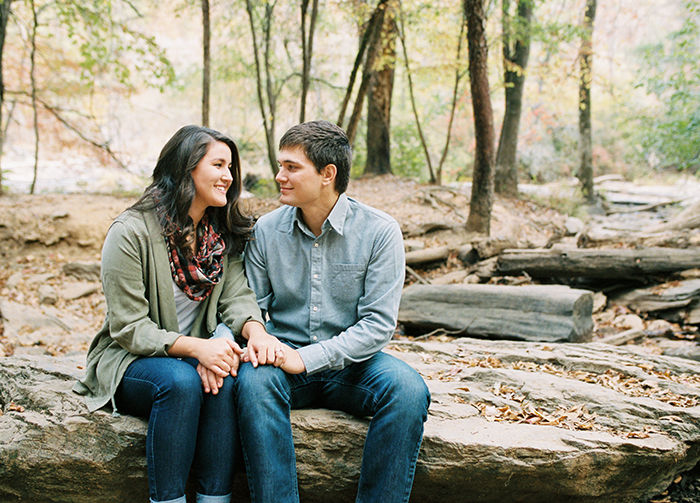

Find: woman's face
189;141;233;224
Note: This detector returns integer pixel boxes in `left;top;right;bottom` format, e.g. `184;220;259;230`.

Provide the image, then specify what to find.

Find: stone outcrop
2;339;700;503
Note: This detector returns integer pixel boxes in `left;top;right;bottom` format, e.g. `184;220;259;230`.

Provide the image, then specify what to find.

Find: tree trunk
464;0;495;236
245;0;278;177
300;0;319;123
364;1;396;176
337;0;388;129
494;0;532;197
201;0;210;127
30;0;39;195
577;0;597;201
0;0;12;196
343;0;388;146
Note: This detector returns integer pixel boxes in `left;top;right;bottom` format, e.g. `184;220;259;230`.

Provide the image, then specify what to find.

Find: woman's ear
321;164;337;188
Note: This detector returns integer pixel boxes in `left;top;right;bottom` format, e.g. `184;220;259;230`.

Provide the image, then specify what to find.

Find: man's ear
321;164;337;187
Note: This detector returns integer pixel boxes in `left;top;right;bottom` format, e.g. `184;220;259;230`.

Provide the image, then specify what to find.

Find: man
235;120;430;503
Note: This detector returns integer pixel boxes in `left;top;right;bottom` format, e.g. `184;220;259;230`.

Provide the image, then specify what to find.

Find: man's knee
381;360;431;418
399;368;430;412
234;363;288;397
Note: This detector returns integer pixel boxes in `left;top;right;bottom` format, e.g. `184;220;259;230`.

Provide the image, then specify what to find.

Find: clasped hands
197;322;306;394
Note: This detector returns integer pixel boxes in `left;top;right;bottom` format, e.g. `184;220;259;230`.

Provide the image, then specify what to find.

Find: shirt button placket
309;238;322;338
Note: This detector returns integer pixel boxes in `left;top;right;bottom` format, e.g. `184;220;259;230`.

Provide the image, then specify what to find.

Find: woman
73;125;278;503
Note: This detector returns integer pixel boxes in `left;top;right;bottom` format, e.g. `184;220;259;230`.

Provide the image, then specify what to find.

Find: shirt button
312;336;318;341
314;243;319;248
313;306;318;311
313;274;318;279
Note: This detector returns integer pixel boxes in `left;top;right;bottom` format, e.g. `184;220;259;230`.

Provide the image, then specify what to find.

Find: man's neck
300;192;340;237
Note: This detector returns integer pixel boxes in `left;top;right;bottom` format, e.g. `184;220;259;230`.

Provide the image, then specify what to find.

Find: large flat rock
2;338;700;502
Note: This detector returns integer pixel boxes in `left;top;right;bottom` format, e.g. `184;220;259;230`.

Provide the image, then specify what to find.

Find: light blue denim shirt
244;193;406;374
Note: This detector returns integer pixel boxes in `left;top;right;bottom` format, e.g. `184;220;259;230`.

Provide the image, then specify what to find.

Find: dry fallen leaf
8;402;25;413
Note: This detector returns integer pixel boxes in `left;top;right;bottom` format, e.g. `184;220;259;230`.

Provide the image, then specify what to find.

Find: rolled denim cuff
150;497;186;503
196;493;231;503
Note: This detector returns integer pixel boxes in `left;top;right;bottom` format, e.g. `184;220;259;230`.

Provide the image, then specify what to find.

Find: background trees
1;0;174;191
0;0;695;225
494;0;532;197
632;0;700;173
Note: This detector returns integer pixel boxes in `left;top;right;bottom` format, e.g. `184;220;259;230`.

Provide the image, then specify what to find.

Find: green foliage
53;0;175;92
632;0;700;172
247;177;279;198
390;121;429;180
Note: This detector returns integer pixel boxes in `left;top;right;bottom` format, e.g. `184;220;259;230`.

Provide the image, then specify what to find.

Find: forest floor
0;173;699;502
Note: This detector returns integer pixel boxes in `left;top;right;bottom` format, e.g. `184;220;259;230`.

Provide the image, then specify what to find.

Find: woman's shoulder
111;206;156;230
104;207;159;246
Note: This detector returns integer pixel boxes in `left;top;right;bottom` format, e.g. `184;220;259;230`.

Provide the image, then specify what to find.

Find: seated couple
74;120;431;503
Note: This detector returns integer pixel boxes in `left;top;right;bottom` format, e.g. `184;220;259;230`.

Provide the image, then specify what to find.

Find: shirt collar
290;193;349;236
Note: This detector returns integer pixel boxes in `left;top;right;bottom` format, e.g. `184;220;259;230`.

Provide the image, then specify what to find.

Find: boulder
62;261;101;282
2;338;700;503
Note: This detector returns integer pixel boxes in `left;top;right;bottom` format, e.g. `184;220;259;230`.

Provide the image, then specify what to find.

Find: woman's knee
161;362;203;406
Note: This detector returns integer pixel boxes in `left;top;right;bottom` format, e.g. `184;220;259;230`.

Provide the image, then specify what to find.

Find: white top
172;280;203;335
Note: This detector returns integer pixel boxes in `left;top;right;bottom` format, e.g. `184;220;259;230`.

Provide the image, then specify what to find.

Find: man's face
275;147;325;209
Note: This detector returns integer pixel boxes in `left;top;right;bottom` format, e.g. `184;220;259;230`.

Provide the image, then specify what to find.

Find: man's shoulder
346;196;399;228
255;204;295;231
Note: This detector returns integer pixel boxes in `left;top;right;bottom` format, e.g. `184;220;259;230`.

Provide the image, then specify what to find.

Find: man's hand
279;347;306;374
242;321;286;367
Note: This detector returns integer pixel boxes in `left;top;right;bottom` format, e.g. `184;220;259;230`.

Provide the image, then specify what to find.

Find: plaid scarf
162;212;226;301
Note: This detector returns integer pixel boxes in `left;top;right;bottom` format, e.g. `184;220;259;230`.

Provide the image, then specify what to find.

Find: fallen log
405;245;451;266
398;283;594;343
609;279;700;313
577;227;699;249
496;247;700;279
649;198;700;233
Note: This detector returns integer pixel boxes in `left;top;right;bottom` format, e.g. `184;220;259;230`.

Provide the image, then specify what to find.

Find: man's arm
296;218;405;374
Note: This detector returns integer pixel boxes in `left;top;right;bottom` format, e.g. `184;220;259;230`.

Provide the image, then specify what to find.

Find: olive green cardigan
72;207;264;412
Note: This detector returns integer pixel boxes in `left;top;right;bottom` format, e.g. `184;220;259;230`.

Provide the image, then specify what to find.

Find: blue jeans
115;356;238;503
233;351;430;503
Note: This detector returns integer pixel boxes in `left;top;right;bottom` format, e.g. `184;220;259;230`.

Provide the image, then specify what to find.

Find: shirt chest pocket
330;264;366;303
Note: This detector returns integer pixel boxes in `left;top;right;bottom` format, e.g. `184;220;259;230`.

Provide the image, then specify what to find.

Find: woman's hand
195;337;244;375
169;336;243;393
197;363;223;394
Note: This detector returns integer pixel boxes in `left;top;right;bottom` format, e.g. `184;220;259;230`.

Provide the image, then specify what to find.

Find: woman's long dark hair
131;125;253;255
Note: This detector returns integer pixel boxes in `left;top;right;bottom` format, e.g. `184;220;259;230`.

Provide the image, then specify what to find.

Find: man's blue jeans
233;351;431;503
115;356;238;503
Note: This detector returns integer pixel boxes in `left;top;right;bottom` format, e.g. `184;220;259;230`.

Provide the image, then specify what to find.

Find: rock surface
2;339;700;503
